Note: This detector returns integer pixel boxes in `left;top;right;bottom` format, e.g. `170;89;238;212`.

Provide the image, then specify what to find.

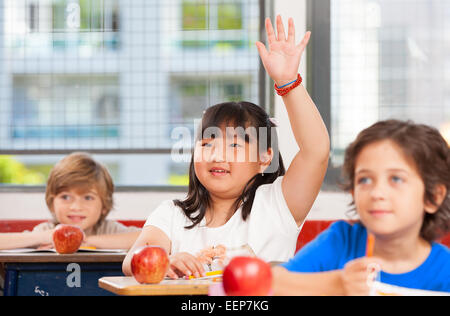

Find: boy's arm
84;230;141;250
272;266;344;296
0;230;53;250
256;16;330;226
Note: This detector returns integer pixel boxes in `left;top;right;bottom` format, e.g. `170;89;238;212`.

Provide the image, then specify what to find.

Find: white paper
371;281;450;296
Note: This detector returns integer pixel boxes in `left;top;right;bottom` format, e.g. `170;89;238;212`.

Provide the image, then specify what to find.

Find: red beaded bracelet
274;73;302;96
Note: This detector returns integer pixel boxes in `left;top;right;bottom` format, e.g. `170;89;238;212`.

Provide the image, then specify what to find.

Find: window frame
306;0;340;191
0;0;272;193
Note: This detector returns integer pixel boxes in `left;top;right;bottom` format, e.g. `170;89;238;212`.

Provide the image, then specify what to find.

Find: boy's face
352;140;437;240
52;185;105;231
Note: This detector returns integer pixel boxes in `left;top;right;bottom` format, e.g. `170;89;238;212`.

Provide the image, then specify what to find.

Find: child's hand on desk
341;257;382;296
168;252;205;279
35;229;55;249
81;236;94;248
36;243;53;250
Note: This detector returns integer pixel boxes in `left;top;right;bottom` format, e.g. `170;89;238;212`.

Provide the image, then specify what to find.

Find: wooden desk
99;276;219;296
0;252;126;296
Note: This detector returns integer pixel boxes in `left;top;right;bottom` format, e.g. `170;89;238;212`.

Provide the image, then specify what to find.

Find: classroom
0;0;449;299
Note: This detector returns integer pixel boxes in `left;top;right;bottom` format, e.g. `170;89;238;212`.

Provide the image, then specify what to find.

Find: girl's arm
122;225;171;276
0;230;53;250
256;16;330;225
84;231;141;250
122;225;205;278
272;266;345;296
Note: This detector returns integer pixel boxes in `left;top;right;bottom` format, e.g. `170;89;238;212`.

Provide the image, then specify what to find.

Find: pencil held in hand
188;270;223;280
366;233;375;257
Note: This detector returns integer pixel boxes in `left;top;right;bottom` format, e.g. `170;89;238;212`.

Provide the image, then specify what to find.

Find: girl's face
193;125;271;199
52;186;106;231
352;140;438;240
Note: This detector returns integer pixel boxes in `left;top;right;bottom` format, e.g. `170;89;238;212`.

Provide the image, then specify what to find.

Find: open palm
256;16;311;86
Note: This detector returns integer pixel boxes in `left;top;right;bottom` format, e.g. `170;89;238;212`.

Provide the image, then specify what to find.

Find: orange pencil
366;233;375;257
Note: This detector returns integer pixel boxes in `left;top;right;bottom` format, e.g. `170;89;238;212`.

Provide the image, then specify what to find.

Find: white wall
0;0;353;222
0;191;185;221
0;190;352;221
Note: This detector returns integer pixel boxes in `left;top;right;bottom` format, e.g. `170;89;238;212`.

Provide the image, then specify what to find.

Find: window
12;75;119;140
169;76;249;127
0;0;268;188
217;2;243;30
5;0;120;55
182;0;208;30
180;0;249;49
53;0;120;32
182;0;243;31
307;0;450;189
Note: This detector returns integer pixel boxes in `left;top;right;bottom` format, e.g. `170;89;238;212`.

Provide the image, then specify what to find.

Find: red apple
52;224;84;254
223;256;272;296
131;246;169;284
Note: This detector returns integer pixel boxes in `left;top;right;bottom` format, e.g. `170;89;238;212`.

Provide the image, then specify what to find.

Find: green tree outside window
0;156;46;185
182;0;208;30
182;0;243;31
218;3;242;30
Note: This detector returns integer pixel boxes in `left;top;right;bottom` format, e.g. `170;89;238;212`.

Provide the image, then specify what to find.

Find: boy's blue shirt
282;221;450;292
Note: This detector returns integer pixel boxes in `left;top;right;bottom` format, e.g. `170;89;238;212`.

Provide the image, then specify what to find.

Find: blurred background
0;0;449;214
0;0;264;187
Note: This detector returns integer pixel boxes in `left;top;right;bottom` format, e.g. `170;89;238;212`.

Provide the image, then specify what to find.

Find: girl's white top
144;176;303;263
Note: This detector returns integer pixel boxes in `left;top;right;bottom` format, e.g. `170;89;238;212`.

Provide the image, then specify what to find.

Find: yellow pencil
188;270;223;279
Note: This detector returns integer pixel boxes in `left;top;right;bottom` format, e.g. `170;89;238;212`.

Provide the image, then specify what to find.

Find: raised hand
256;15;311;87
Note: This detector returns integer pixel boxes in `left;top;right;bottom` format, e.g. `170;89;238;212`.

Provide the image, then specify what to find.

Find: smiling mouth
369;210;393;217
209;168;230;176
68;216;86;222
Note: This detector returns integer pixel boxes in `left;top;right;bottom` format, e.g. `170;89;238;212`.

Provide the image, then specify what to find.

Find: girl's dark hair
341;119;450;242
174;101;285;229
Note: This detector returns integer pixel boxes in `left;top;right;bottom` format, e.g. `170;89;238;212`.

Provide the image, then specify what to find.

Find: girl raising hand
256;16;328;226
123;16;329;279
